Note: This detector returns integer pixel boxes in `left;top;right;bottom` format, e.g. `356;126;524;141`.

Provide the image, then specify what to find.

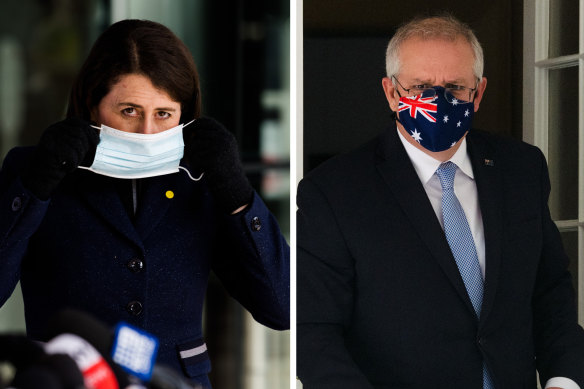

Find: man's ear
473;77;487;112
382;77;400;112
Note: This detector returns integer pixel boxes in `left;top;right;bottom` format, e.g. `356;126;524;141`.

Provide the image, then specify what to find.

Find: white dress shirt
397;131;485;278
397;130;579;389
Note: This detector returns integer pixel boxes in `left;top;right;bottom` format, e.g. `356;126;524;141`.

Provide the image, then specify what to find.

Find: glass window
547;66;579;221
548;0;579;58
525;0;584;324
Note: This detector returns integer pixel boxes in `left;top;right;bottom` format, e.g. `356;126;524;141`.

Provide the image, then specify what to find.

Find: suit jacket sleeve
211;191;290;330
297;176;374;388
0;148;50;305
532;148;584;385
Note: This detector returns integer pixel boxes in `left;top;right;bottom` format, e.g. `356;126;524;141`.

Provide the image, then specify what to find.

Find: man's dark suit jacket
297;124;584;388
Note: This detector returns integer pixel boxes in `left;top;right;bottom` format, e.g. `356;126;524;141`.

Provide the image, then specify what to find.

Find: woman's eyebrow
117;102;177;111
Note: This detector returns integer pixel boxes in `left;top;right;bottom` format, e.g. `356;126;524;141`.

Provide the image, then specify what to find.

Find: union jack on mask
397;86;474;152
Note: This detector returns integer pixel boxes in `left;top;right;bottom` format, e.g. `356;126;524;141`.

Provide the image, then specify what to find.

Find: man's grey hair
385;14;484;80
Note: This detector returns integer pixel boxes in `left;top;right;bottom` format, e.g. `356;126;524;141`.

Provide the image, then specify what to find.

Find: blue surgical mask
80;120;194;179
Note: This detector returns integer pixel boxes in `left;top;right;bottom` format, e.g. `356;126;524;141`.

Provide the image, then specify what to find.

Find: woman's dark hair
66;19;200;122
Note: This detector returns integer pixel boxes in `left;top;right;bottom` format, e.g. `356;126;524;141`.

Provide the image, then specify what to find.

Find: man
297;15;584;388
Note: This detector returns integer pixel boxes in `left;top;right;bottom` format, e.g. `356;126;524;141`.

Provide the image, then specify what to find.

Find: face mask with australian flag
397;86;474;152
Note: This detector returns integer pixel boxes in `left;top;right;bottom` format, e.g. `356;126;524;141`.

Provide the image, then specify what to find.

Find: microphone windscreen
46;309;112;356
45;309;131;388
40;353;85;389
0;334;46;369
11;365;63;389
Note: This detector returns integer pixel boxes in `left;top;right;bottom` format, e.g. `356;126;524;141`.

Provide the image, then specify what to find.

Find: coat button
251;216;261;231
11;197;22;212
126;301;143;316
127;258;144;273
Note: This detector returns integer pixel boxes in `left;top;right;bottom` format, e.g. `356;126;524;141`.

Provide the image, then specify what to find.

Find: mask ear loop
393;91;403;126
179;118;204;181
183;118;196;127
391;77;405;126
178;166;204;181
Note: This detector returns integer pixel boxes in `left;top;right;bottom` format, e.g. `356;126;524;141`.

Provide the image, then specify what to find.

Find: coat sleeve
532;148;584;385
296;177;374;389
211;191;290;330
0;148;51;306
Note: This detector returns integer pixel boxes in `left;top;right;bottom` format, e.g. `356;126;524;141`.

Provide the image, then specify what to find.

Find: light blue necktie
435;161;493;389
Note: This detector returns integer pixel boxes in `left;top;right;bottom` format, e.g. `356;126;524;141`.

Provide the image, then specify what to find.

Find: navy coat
297;125;584;388
0;147;289;387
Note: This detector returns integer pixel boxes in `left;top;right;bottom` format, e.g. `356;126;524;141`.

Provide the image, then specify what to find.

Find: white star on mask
411;129;423;143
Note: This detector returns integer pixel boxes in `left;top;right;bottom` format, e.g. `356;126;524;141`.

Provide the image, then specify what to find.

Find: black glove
22;117;99;200
183;117;253;213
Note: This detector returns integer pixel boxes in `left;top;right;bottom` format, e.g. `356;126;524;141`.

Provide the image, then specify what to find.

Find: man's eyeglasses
392;76;478;104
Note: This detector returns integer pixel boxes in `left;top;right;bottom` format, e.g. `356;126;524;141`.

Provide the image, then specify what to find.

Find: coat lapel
74;170;144;251
466;133;503;326
133;173;177;240
75;169;188;245
375;128;476;314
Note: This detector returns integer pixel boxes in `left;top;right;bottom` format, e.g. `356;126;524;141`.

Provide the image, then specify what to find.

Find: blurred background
0;0;290;388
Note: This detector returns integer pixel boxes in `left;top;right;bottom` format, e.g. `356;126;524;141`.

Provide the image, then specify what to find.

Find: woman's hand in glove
183;117;253;214
22;117;99;200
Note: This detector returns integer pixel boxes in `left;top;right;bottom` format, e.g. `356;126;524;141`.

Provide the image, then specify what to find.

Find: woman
0;19;289;387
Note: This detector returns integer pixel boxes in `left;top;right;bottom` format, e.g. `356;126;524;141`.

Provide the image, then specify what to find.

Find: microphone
0;334;85;389
109;323;202;389
45;309;135;389
37;353;85;389
46;309;201;389
45;309;114;358
0;334;45;370
110;323;158;381
0;334;50;387
11;353;85;389
45;333;120;389
10;365;63;389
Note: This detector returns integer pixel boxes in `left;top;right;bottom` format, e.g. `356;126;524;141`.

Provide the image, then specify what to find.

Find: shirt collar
397;129;474;184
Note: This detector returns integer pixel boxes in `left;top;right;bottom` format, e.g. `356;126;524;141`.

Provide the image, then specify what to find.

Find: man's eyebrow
407;78;471;87
410;78;433;84
445;79;466;84
117;102;177;111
